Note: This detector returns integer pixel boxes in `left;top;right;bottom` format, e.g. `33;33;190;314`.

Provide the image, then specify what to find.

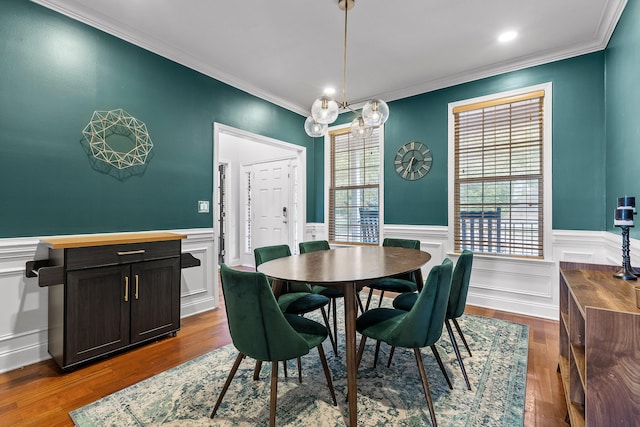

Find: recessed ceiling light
498;31;518;43
323;87;336;96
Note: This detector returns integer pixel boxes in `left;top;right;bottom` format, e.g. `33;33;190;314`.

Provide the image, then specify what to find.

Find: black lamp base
614;224;637;281
614;267;637;281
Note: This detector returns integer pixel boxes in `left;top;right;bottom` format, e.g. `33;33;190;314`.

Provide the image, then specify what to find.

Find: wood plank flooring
0;285;567;426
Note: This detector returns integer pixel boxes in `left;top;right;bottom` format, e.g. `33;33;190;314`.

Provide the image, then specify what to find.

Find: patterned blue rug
69;307;528;426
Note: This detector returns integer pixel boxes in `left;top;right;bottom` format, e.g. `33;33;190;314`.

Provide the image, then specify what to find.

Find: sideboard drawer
65;240;180;270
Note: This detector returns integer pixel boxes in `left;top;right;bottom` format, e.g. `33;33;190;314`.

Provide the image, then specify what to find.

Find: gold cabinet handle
135;274;139;300
124;276;129;302
117;249;146;256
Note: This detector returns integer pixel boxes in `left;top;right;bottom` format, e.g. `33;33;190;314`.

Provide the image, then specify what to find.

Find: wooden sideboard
25;232;200;370
558;262;640;426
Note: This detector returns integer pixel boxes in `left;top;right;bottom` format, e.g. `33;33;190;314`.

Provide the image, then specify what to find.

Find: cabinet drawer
65;240;181;270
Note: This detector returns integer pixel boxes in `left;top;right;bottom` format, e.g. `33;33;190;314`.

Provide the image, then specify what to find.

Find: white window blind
329;127;380;245
453;90;544;258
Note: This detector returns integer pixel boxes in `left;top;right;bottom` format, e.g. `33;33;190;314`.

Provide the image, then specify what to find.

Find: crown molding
31;0;627;115
31;0;308;116
346;0;628;104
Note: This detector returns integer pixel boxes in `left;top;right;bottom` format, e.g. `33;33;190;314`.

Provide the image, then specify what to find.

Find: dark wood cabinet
558;262;640;426
130;257;180;344
64;265;131;366
26;232;199;370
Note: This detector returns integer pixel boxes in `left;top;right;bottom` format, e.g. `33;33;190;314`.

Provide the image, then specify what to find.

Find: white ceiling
34;0;627;116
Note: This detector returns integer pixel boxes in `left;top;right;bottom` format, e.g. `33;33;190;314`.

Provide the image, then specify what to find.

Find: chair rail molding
0;228;215;374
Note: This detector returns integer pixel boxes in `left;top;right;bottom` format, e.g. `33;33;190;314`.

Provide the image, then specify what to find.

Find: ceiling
34;0;627;116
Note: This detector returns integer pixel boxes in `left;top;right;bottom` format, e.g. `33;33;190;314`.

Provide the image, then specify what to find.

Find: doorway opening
214;123;306;269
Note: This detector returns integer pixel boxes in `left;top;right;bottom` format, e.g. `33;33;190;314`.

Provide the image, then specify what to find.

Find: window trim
324;122;385;245
447;82;553;260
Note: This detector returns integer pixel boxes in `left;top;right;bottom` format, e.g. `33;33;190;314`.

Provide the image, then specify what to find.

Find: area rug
69;302;528;426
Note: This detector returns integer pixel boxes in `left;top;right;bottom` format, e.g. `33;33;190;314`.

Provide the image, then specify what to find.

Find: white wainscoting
174;229;217;316
2;225;635;373
0;228;216;373
303;224;635;321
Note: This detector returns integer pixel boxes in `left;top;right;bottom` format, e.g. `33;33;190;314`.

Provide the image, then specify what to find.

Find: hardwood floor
464;305;568;427
0;286;567;426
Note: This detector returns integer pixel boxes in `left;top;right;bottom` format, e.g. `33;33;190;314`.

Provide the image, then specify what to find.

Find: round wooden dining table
257;245;431;426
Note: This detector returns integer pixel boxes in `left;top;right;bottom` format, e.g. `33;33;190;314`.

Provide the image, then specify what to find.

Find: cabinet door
66;265;130;366
130;257;181;344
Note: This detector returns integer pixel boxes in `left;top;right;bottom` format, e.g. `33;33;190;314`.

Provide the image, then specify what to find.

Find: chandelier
304;0;389;138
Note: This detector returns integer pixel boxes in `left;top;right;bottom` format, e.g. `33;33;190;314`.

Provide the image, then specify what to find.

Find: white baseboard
467;293;559;320
0;328;49;375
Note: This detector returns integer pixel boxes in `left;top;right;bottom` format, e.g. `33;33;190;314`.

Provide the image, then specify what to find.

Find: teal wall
2;0;630;238
382;53;606;229
605;0;640;238
324;53;607;229
308;136;325;222
0;0;310;238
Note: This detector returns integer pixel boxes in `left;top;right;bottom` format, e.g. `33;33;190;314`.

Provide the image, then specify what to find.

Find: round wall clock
394;141;432;181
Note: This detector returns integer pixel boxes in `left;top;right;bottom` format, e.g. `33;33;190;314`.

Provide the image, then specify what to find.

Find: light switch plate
197;200;210;213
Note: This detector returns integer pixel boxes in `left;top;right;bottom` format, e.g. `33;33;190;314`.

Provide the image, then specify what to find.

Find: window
328;126;381;245
450;86;550;258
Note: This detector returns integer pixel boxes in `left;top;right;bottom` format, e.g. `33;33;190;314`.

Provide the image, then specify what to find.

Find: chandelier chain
341;3;348;109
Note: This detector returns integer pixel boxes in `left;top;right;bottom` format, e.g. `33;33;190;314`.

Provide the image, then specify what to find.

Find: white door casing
214;123;306;269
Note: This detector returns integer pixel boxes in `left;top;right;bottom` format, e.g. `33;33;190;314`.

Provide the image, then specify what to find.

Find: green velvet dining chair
211;264;337;426
364;238;421;311
355;258;453;427
298;239;331;254
254;244;334;374
393;250;474;390
298;240;342;354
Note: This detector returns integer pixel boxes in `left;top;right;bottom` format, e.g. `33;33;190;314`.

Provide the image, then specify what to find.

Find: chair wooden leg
332;298;339;355
356;335;367;369
211;352;246;418
356;291;365;314
253;360;263;380
413;348;438;427
373;340;382;368
386;346;396;368
347;335;368;404
446;320;471;390
430;345;453;390
297;357;302;383
452;318;472;357
283;360;288;378
377;290;386;308
317;344;338;406
365;288;374;311
269;361;278;427
321;306;337;355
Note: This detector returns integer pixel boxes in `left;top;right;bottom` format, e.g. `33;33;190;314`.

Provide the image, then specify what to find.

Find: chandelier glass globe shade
350;116;373;139
304;116;328;137
311;95;339;124
362;99;389;126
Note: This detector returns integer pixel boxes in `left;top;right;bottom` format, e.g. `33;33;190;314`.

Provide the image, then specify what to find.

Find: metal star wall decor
82;109;153;169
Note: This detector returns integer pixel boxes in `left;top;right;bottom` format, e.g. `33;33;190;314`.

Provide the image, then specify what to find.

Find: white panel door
253;159;291;254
